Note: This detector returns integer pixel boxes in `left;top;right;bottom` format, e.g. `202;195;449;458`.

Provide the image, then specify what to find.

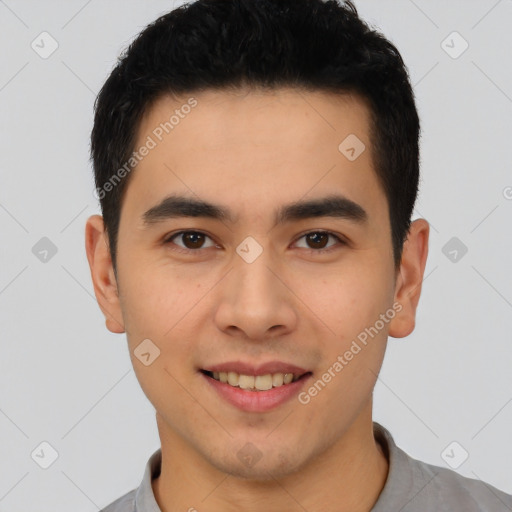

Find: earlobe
388;218;429;339
85;215;125;334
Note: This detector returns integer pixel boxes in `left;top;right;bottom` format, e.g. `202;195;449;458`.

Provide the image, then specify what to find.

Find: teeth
272;373;284;386
255;374;273;391
283;373;294;384
238;374;255;389
209;371;303;391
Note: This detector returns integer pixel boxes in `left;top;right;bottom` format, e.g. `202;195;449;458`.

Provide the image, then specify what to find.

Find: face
87;87;423;480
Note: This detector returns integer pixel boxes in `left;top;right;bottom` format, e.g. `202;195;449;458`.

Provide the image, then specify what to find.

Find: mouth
200;363;314;412
200;369;312;392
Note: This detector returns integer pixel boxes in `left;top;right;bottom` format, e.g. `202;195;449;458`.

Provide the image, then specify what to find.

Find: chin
211;448;305;481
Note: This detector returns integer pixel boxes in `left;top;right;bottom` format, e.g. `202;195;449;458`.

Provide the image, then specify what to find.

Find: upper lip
202;361;310;376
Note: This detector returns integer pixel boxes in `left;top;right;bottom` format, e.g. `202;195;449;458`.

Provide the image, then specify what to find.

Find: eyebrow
142;193;368;227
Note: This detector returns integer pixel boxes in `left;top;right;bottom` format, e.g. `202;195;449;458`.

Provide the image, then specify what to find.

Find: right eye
163;230;219;254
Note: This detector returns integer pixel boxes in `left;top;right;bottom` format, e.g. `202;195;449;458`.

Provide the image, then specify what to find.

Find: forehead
139;87;372;155
123;87;386;226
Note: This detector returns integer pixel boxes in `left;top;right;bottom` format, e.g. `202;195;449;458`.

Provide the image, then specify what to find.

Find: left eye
294;231;342;252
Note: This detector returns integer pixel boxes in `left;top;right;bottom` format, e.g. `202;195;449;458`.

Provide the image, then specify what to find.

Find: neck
152;403;389;512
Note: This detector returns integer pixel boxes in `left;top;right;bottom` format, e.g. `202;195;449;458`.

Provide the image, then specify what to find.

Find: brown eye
181;232;206;249
305;232;329;249
294;231;344;253
166;231;216;252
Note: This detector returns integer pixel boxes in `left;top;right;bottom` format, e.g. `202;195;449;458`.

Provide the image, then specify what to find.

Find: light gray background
0;0;511;510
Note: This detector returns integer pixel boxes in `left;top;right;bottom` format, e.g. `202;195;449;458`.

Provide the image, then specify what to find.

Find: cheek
117;253;196;335
292;262;393;343
118;270;198;407
116;257;213;382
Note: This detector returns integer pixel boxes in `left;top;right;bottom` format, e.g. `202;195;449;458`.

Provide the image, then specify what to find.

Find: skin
86;87;429;512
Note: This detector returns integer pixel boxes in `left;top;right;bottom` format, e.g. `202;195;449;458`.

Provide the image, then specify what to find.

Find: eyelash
163;230;346;256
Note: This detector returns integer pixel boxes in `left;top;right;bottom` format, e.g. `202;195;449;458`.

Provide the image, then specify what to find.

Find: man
85;0;512;510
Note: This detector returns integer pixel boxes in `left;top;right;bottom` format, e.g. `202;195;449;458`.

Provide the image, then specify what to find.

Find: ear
85;215;125;333
388;218;429;338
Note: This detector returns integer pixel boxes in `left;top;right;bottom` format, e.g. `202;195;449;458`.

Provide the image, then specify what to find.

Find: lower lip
201;372;312;413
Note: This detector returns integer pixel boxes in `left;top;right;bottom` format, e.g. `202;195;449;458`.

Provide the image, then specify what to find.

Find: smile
201;370;309;391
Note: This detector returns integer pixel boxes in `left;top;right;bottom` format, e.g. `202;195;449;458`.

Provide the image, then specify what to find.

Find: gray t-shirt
100;422;512;511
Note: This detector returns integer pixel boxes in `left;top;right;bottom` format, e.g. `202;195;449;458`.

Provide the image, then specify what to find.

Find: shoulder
99;489;136;512
409;456;512;511
373;423;512;511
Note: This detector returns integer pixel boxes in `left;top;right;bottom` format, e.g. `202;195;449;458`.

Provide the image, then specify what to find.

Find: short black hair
91;0;420;272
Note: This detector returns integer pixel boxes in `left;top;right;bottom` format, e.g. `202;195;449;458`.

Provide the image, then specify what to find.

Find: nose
213;245;298;341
